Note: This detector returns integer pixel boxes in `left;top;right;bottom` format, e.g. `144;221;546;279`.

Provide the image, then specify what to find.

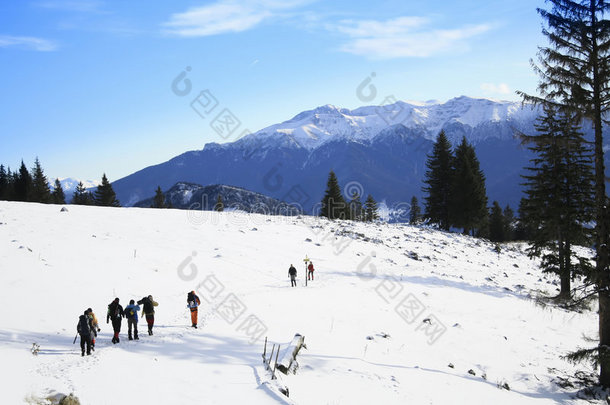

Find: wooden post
262;336;267;363
303;256;309;287
273;344;280;379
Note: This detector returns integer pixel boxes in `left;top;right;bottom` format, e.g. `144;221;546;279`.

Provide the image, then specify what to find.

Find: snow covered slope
0;201;599;404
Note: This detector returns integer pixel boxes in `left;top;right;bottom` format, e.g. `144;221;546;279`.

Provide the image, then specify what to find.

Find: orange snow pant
190;308;198;326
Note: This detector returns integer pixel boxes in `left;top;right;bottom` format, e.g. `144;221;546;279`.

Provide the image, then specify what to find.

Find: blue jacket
124;304;141;322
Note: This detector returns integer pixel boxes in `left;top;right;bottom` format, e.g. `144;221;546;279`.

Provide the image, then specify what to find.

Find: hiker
288;264;297;287
77;311;93;356
137;295;158;336
308;261;315;281
187;290;201;328
86;308;100;350
106;298;124;344
124;299;141;340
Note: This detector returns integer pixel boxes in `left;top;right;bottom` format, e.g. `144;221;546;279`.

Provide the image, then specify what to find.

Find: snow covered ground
0;201;600;404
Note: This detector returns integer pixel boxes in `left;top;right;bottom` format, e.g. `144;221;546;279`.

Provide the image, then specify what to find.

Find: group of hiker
106;295;159;343
76;291;203;356
75;260;313;356
288;261;315;287
76;294;159;356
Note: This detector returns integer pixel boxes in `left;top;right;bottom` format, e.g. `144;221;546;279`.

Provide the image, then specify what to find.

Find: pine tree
363;194;379;222
71;181;88;205
347;191;363;221
51;179;66;204
215;194;224;212
503;204;515;242
320;170;347;220
521;106;594;300
0;165;7;200
515;198;533;241
449;137;488;235
488;201;505;243
423;131;454;230
93;174;120;207
517;0;610;384
6;167;16;201
152;186;167;208
30;157;51;203
14;160;32;202
409;196;421;224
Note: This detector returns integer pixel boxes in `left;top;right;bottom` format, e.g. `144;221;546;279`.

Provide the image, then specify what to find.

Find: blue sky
0;0;545;181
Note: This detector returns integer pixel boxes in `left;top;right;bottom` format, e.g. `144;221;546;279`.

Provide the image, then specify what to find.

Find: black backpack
78;315;91;337
187;292;196;307
141;297;153;313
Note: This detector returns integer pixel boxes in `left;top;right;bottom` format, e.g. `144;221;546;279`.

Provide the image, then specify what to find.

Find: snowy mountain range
134;182;301;215
235;96;539;150
56;178;100;192
50;178;100;202
111;96;610;213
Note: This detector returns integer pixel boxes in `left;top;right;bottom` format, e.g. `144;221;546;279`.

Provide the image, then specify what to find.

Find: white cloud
480;82;511;95
336;16;428;37
335;17;491;59
163;0;311;37
0;35;58;51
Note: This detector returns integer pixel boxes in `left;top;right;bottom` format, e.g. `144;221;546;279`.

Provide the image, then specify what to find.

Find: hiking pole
73;333;78;344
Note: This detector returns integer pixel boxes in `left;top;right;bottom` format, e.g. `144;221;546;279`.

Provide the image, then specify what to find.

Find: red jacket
308;263;314;272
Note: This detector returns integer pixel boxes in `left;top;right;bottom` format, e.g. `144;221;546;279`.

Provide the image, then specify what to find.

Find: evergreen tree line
421;132;491;237
319;170;379;221
0;158;120;207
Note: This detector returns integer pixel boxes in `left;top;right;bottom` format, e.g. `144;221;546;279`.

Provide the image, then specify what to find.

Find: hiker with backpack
288;264;297;287
307;261;315;281
187;290;201;328
137;295;158;336
77;311;93;356
124;299;141;340
106;298;124;344
85;308;100;350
